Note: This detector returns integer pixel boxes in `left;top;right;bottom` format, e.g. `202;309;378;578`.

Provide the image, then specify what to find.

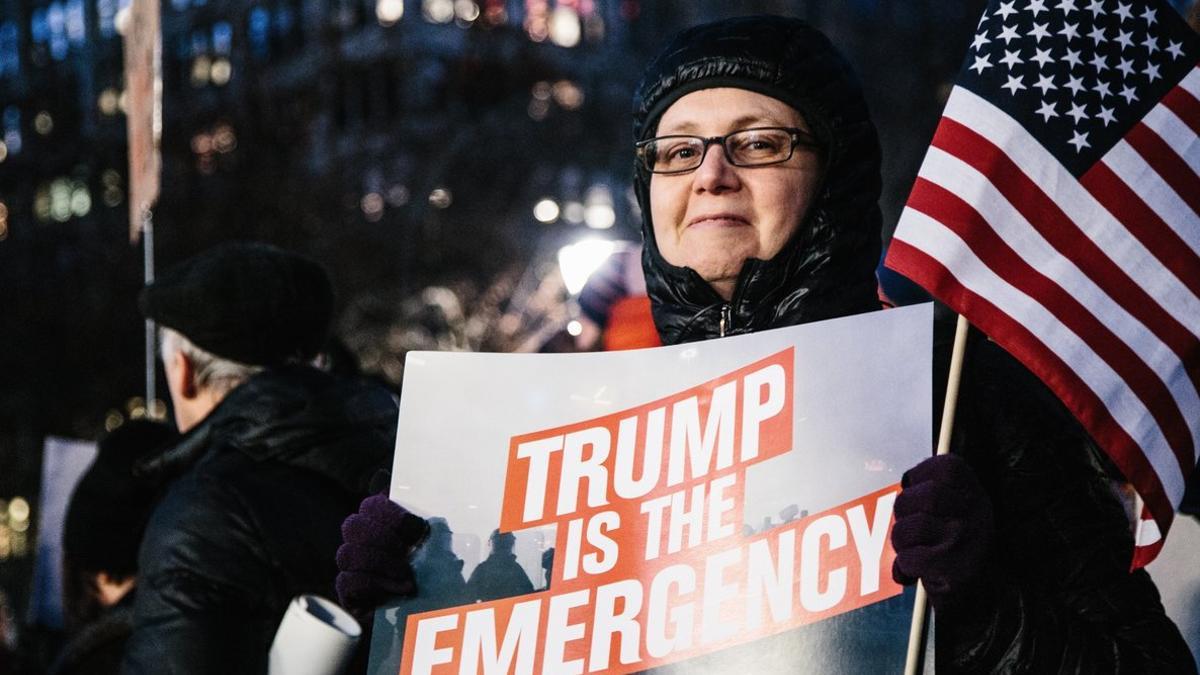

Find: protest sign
27;437;97;629
368;304;933;674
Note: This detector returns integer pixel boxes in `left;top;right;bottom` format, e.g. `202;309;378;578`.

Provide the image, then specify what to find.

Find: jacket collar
136;367;398;493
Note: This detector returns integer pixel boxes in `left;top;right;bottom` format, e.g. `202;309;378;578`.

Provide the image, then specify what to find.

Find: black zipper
719;304;731;337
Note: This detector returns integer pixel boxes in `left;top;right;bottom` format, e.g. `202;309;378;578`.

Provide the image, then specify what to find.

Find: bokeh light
376;0;404;26
533;198;559;223
558;239;615;295
423;0;454;23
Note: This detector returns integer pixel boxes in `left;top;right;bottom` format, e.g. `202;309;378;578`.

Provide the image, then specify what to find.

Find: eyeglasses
635;127;819;175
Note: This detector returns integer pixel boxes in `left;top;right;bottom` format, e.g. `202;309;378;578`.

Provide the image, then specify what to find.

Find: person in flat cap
120;242;398;674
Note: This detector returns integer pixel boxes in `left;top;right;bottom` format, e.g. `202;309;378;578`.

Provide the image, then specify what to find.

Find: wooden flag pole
904;313;972;675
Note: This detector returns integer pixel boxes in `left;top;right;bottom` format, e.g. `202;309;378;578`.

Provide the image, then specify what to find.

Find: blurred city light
361;192;385;221
50;179;71;222
429;187;453;209
210;57;232;85
212;124;237;153
0;201;7;241
562;200;584;225
149;399;168;420
454;0;479;23
127;396;147;419
70;183;91;217
98;87;120;116
7;497;28;523
533;198;559;223
34;111;53;135
584;185;615;229
34;185;50;222
527;99;550;120
0;140;6;163
558;239;615;295
423;0;455;23
114;6;130;35
552;80;583;110
525;0;549;41
102;169;123;207
191;132;212;155
584;12;605;41
4;106;21;155
386;184;410;206
549;5;581;47
376;0;404;26
567;320;583;336
191;56;211;86
482;2;505;24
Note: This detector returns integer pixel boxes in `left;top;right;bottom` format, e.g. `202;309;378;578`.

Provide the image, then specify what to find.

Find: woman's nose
692;142;740;194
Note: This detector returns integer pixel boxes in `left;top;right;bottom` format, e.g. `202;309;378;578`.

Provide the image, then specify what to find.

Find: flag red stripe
1122;122;1200;221
1079;162;1200;315
931;118;1200;386
886;239;1176;537
933;118;1200;309
1162;86;1200;138
1132;539;1166;569
908;178;1195;476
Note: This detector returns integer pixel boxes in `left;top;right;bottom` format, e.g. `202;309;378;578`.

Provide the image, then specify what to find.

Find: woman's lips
687;214;751;229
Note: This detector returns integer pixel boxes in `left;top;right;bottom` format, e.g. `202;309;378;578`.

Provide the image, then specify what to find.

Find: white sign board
369;304;933;674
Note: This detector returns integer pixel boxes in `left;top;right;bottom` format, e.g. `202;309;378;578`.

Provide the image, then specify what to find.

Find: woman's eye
739;137;781;152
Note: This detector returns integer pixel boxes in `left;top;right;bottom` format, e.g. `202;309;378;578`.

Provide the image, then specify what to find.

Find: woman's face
649;88;822;300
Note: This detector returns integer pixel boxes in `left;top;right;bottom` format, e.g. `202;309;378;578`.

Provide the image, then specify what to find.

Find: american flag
885;0;1200;568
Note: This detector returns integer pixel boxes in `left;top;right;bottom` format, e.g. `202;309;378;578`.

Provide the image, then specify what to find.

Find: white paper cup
269;595;362;675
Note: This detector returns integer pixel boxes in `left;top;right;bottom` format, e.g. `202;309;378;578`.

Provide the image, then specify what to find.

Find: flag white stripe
1103;141;1200;254
943;86;1200;340
1141;105;1200;173
918;146;1200;459
1136;517;1163;547
1181;66;1200;99
894;208;1187;505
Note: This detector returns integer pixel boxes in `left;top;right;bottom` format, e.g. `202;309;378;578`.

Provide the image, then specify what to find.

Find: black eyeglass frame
634;126;820;175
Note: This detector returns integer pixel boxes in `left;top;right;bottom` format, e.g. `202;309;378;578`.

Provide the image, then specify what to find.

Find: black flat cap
140;242;334;366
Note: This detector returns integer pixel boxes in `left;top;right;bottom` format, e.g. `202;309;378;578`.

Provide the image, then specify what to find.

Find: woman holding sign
338;15;1196;673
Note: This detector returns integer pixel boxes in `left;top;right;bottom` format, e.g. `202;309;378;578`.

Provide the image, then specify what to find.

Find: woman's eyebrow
657;113;787;135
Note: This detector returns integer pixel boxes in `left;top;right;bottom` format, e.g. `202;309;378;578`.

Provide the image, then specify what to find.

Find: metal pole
143;208;156;411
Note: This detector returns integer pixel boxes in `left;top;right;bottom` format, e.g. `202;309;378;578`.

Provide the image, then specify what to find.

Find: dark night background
6;0;1194;646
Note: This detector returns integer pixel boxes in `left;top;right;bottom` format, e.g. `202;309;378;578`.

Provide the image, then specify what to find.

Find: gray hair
159;327;263;396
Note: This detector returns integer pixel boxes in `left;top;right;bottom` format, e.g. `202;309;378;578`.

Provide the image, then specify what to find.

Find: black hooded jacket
121;367;397;674
633;15;1195;674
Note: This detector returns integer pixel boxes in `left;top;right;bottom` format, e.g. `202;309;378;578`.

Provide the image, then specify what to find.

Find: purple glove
891;454;994;610
336;494;429;617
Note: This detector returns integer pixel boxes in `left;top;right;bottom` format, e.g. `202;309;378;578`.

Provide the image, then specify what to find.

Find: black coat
632;15;1194;673
49;597;135;675
934;322;1195;673
121;367;397;674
